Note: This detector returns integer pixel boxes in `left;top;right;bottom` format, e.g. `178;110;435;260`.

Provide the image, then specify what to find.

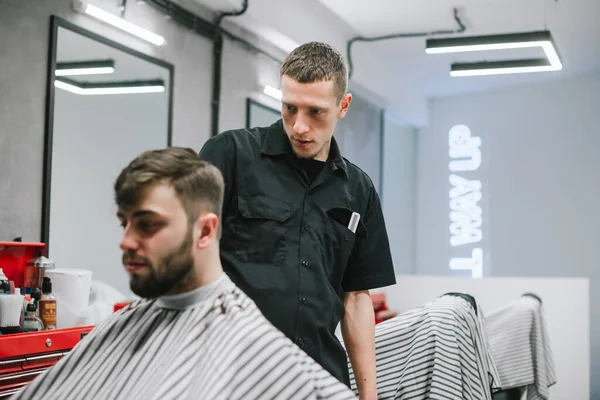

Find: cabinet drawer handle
0;358;25;366
0;369;45;382
25;353;61;362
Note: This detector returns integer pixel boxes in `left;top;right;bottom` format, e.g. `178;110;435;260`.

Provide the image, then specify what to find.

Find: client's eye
137;221;157;232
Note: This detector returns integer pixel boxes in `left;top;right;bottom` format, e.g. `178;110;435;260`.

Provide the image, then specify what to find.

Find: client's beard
125;233;194;299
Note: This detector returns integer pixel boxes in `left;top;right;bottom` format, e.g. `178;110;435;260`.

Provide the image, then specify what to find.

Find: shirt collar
261;119;348;179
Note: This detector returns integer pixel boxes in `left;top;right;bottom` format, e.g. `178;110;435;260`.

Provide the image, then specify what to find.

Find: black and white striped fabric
347;295;500;400
485;294;556;400
13;274;357;400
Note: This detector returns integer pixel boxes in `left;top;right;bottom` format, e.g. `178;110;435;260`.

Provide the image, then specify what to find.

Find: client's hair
114;147;225;238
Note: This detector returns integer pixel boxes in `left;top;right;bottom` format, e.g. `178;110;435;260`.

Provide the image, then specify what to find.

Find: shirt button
302;260;310;267
297;337;304;346
303;224;310;231
301;297;307;304
344;235;349;241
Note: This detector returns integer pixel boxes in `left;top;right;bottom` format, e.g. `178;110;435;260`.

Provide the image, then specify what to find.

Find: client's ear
195;212;219;249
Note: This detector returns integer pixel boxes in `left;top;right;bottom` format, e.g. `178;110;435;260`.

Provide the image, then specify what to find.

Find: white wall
336;94;383;192
415;72;600;398
382;116;417;274
219;39;282;132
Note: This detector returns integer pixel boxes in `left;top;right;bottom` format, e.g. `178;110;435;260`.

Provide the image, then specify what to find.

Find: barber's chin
292;147;316;159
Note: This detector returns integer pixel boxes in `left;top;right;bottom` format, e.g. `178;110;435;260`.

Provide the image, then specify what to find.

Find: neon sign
448;124;483;278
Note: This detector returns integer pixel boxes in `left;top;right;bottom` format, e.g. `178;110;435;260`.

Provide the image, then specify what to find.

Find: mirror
42;16;174;295
246;98;280;128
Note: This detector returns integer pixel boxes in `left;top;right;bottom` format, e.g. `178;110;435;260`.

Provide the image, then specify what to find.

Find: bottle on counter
0;268;9;294
23;252;55;295
23;302;44;332
38;277;57;330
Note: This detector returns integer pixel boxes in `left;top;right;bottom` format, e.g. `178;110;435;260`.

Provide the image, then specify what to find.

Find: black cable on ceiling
145;0;280;62
119;0;128;17
143;0;281;138
211;0;249;137
143;0;218;42
214;1;248;26
346;8;467;79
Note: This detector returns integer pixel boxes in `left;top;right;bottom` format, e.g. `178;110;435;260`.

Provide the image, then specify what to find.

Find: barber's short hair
280;41;348;102
114;147;224;238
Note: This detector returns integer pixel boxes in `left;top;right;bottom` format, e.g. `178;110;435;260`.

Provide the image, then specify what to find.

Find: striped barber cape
485;294;556;400
347;294;501;400
13;273;357;400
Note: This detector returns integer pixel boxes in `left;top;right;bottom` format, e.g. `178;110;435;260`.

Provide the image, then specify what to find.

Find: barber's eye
286;105;296;113
311;109;322;115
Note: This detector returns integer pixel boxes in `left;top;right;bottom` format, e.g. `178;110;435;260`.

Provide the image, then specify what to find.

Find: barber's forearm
341;290;377;400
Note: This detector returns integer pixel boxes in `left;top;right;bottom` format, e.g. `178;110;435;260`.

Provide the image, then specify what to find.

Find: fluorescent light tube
55;78;165;95
263;85;282;101
427;40;546;54
450;65;559;77
55;82;165;95
73;1;165;46
450;58;560;77
426;30;562;76
55;60;116;76
55;67;115;76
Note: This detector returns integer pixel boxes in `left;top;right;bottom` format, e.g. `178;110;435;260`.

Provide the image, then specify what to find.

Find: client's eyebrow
116;210;159;219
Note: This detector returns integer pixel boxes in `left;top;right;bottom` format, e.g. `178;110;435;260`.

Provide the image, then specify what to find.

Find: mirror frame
41;15;175;248
245;97;279;128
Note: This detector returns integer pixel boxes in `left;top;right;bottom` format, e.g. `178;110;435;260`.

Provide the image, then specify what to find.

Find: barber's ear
195;212;219;249
337;93;352;119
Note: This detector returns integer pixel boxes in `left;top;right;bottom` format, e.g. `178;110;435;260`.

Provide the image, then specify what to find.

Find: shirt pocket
322;207;366;287
233;194;291;265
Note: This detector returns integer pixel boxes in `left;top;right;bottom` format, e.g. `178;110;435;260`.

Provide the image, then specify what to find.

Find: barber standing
199;41;396;399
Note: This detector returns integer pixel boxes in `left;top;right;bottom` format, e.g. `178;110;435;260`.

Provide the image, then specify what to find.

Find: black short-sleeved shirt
199;119;396;385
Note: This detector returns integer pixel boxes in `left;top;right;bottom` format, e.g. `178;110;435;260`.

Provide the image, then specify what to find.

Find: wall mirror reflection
246;98;280;128
42;16;174;295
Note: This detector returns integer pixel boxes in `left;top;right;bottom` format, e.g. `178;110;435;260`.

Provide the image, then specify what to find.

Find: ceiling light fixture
426;30;562;76
72;1;165;46
450;59;555;77
263;85;282;101
55;60;115;76
55;77;165;95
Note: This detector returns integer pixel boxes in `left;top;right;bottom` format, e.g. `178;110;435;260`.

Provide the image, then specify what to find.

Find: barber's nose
293;118;309;135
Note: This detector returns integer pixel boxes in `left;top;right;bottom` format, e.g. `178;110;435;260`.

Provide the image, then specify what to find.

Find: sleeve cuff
342;274;397;292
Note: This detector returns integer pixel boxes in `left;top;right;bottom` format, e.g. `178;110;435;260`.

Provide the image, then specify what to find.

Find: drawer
0;368;45;393
0;326;94;359
0;359;25;376
22;352;62;370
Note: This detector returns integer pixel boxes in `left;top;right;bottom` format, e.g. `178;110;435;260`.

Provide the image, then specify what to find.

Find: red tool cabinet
371;292;398;324
0;242;94;398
